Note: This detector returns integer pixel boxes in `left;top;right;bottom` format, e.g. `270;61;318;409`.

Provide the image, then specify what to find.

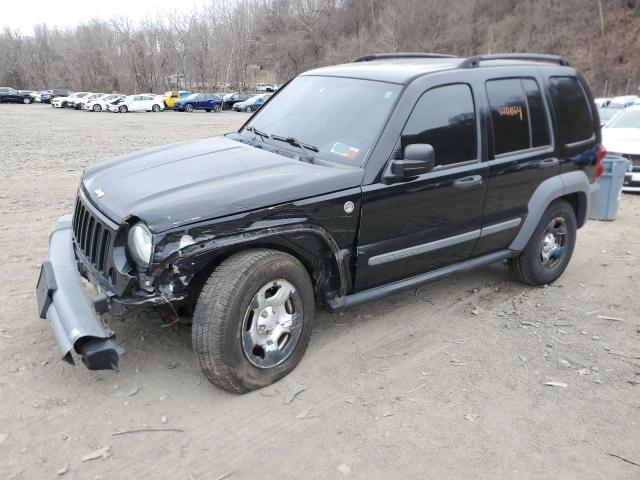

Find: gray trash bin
590;155;630;221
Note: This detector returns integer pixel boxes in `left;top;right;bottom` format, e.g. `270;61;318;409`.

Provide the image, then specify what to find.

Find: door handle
539;158;560;169
453;175;483;189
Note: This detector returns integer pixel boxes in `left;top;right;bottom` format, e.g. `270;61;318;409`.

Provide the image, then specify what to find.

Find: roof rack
459;53;570;68
353;52;457;62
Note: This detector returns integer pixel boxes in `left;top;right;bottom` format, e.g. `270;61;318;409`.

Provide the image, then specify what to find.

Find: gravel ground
1;103;639;479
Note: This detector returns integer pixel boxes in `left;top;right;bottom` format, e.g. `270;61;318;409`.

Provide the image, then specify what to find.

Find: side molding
509;170;593;251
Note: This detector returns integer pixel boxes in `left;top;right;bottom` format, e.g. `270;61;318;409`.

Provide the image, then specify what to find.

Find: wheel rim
539;217;568;270
246;106;252;112
120;105;126;113
214;104;221;112
93;104;100;111
23;97;29;104
186;104;192;112
242;279;303;369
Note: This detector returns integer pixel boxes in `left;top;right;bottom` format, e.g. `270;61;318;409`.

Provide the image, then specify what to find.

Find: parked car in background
73;93;106;110
19;90;37;99
597;105;623;126
233;93;271;112
173;93;223;112
222;92;253;110
35;89;71;103
256;83;278;92
609;95;638;109
0;87;33;103
52;92;90;108
83;94;125;112
117;94;165;113
602;105;640;192
162;90;191;109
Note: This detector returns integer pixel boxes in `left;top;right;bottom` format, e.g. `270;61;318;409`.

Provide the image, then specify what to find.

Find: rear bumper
37;215;122;370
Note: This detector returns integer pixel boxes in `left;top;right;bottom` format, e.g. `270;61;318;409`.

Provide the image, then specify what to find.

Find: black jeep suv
37;53;604;393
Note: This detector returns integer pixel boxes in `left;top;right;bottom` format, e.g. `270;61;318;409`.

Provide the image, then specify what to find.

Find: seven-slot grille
72;194;112;274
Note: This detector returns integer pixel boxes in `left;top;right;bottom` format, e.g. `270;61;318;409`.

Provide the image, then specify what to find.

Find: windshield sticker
331;142;360;159
384;91;394;99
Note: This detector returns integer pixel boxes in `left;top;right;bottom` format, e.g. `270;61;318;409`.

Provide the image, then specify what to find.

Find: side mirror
384;144;435;183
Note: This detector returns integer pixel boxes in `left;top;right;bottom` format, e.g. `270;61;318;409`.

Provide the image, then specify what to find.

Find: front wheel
152;104;161;112
93;104;102;112
213;103;222;113
193;249;315;393
508;199;577;286
119;105;128;113
23;97;32;104
184;104;194;112
245;105;253;113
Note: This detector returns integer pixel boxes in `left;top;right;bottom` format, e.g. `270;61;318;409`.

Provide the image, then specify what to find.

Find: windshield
598;107;622;123
606;110;640;129
243;76;400;165
184;94;198;100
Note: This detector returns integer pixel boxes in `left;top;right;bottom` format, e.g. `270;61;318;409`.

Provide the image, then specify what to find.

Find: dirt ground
1;103;639;479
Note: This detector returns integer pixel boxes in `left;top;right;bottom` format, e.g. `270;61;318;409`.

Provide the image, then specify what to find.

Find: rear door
472;75;557;256
355;81;489;290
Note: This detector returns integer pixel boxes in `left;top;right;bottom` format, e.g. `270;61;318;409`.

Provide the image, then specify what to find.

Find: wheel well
561;191;587;228
184;236;344;308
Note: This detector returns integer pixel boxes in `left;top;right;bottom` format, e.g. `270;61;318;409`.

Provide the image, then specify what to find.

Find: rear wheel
192;249;315;393
119;105;128;113
92;104;102;112
508;199;577;286
23;97;32;104
245;105;253;112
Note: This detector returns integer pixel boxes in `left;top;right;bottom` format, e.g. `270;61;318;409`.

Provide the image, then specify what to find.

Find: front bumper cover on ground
36;215;123;370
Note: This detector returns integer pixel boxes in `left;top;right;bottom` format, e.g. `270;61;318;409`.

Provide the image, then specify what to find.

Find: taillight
593;144;606;182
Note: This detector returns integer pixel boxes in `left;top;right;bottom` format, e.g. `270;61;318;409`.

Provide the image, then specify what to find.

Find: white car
52;92;91;108
609;95;638;109
83;94;125;112
115;94;164;113
256;83;278;92
74;93;106;110
602;105;640;192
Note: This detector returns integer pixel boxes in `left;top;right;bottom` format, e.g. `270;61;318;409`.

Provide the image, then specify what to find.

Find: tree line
1;0;639;96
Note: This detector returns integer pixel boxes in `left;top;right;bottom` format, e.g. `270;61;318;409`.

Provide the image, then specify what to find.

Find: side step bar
327;250;515;311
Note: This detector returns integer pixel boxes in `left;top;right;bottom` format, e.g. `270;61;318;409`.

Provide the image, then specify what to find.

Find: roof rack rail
354;52;457;62
459;53;570;69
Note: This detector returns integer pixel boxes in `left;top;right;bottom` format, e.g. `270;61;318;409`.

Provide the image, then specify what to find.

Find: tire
184;103;193;112
508;199;577;286
193;249;315;393
213;103;222;113
205;108;211;112
74;103;81;110
245;105;253;112
119;105;128;113
93;104;101;112
23;97;32;104
61;102;67;108
152;104;161;112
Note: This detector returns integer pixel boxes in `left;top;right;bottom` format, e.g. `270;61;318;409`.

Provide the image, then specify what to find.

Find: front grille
72;194;113;274
612;152;640;168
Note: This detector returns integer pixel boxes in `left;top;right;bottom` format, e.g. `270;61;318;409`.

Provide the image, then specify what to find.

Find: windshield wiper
271;134;319;153
245;126;269;142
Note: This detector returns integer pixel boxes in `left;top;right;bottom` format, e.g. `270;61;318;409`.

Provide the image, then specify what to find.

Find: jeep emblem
94;188;105;198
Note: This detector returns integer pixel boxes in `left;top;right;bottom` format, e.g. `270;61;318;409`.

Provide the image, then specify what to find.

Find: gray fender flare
509;170;599;251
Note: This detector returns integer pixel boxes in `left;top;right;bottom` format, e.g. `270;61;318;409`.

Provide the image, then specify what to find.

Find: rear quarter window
549;76;594;145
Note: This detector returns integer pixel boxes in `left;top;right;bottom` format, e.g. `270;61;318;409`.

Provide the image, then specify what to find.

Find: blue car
173;93;223;112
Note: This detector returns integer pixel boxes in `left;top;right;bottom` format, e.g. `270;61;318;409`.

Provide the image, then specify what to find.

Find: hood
82;136;363;232
602;128;640;155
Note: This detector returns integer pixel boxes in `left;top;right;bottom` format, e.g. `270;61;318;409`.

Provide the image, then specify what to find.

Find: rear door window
549;76;594;145
486;78;551;155
401;83;477;167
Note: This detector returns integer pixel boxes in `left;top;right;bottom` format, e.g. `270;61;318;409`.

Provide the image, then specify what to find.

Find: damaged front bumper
36;215;123;370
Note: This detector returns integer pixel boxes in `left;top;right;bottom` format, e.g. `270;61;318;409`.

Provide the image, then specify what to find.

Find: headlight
128;222;152;268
